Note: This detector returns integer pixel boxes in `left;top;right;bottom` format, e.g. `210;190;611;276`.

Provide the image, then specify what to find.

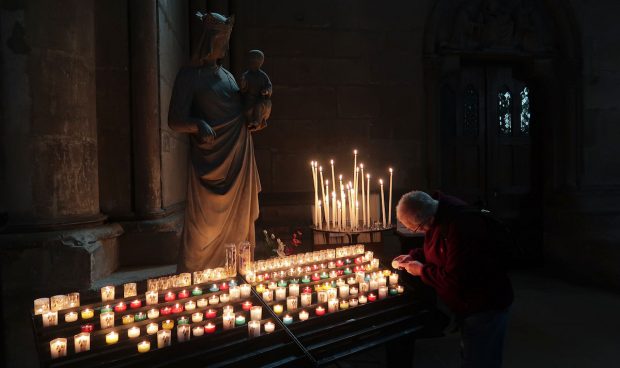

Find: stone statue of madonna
168;13;267;272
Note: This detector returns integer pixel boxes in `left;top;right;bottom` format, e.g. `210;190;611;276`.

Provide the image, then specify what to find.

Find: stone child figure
168;12;265;272
240;50;272;131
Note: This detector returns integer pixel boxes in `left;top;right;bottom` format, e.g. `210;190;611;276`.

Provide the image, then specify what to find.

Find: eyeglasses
412;218;428;233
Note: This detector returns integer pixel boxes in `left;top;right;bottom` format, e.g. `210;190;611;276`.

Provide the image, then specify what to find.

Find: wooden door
440;65;542;260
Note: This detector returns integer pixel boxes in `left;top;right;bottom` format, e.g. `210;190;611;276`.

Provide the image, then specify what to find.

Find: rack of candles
309;150;395;231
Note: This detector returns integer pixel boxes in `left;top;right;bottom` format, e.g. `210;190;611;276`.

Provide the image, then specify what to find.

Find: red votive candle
130;299;142;309
219;282;229;291
114;302;127;313
354;266;363;272
205;322;216;334
355;257;364;265
242;301;253;311
303;286;312;294
178;289;189;299
205;309;217;319
164;291;176;302
81;324;94;333
368;293;377;302
336;260;344;267
263;273;271;280
311;273;321;281
312;264;319;271
315;306;326;316
171;303;184;314
160;306;172;315
336;269;344;276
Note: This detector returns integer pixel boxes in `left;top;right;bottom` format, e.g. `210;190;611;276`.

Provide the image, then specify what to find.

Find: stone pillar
1;0;103;231
129;0;163;217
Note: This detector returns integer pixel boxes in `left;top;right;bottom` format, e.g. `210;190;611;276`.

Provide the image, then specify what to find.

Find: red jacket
409;192;513;316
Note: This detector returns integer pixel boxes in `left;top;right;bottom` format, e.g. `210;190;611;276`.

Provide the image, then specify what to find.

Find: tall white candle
380;179;386;228
318;201;322;229
311;162;319;227
319;167;327;226
366;174;371;226
353;150;358;202
330;160;336;193
74;332;90;353
325;181;330;229
337;201;341;229
388;168;393;226
50;338;67;359
360;164;365;227
332;191;337;229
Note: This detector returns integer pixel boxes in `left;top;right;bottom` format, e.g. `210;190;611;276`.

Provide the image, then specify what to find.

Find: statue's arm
168;67;214;138
260;70;273;97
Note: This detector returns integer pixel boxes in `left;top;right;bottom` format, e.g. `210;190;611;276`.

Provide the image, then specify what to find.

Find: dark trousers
460;308;510;368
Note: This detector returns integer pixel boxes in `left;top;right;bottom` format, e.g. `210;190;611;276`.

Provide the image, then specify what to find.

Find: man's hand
197;120;216;143
391;254;413;269
404;261;424;276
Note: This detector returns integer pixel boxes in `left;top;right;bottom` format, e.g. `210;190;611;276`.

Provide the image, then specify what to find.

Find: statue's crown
196;12;234;33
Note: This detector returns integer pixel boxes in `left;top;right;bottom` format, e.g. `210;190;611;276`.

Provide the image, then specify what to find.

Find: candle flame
379;179;383;184
325;180;329;185
389;168;393;173
356;167;359;172
367;174;370;178
353;149;358;155
330;159;334;165
360;163;364;169
319;166;323;171
339;174;342;180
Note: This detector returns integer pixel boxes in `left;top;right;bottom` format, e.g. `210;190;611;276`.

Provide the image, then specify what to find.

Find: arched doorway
423;0;582;262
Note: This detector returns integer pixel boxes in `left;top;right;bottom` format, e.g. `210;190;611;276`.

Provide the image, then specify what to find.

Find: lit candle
378;286;388;299
388;168;393;226
330;160;336;200
160;306;172;315
162;319;174;330
130;299;142;309
164;291;175;302
240;284;252;298
157;329;171;348
208;295;220;305
178;289;190;299
177;316;189;325
242;301;253;311
124;283;137;298
177;325;191;342
275;287;287;301
100;311;114;329
128;326;140;338
379;179;386;227
145;291;158;305
205;322;216;333
229;286;240;300
339;285;350;299
397;285;405;294
146;323;158;335
301;292;312;307
67;292;80;308
100;286;115;302
192;325;205;337
192;312;203;323
264;321;275;333
106;331;119;345
223;314;235;330
256;284;266;293
317;291;328;303
197;298;209;308
81;324;94;333
366;174;371;225
288;284;300;297
248;320;261;337
122;314;135;325
299;310;309;321
273;304;284;315
332;191;337;229
282;314;293;325
81;308;94;320
368;293;377;302
328;298;339;313
185;300;196;311
205;309;217;319
64;311;78;323
325;181;330;229
311;161;318;226
262;290;273;302
50;295;67;312
50;338;67;359
339;299;349;310
389;273;399;285
34;298;50;315
250;306;262;321
359;294;368;304
74;332;90;353
349;298;359;307
287;296;298;311
137;340;150;353
319;166;326;228
315;306;326;316
268;281;278;290
114;302;127;313
146;308;159;319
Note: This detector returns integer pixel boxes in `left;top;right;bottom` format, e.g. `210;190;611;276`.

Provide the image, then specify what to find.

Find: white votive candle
177;325;190;342
74;332;90;353
64;311;78;323
250;306;262;321
240;284;251;298
157;330;171;348
128;326;140;338
248;320;261;337
42;311;58;327
34;298;50;315
299;310;309;321
146;323;158;335
50;338;67;359
264;321;275;333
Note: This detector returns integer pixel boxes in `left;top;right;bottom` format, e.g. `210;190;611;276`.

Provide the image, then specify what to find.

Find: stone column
129;0;163;218
1;0;103;231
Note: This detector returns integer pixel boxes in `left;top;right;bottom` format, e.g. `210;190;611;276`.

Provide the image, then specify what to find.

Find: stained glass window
498;88;512;135
520;86;530;135
463;85;479;137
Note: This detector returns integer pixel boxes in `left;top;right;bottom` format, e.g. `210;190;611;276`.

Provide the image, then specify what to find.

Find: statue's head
193;12;235;65
247;50;264;71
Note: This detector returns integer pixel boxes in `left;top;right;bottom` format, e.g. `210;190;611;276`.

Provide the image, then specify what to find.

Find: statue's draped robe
169;66;260;272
